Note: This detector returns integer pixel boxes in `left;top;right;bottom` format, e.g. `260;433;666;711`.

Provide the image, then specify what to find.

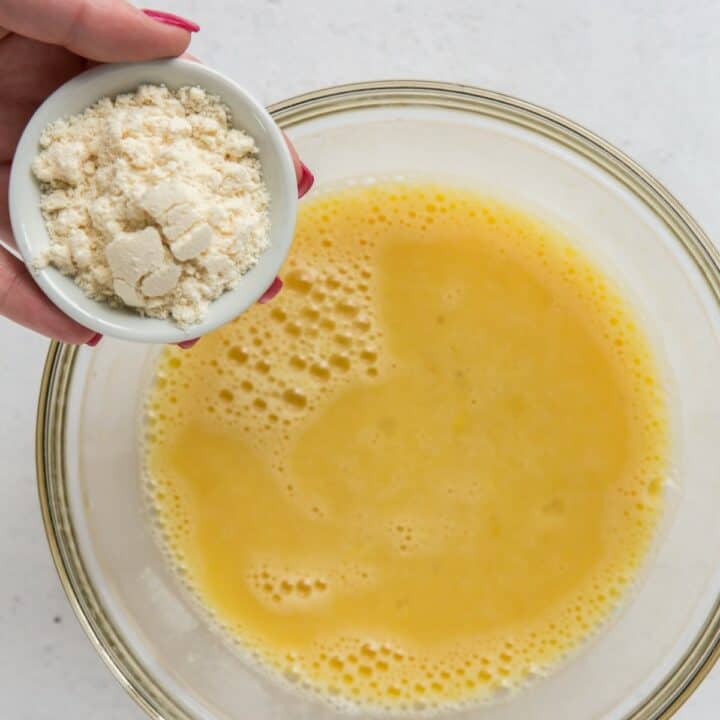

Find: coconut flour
32;84;270;326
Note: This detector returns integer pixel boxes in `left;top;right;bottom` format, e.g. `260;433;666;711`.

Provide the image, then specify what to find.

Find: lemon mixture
144;183;666;712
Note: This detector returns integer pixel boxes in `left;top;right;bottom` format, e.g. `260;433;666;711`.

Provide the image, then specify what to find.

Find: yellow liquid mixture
145;184;666;711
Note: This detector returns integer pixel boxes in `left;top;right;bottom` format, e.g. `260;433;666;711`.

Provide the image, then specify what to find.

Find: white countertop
1;1;719;717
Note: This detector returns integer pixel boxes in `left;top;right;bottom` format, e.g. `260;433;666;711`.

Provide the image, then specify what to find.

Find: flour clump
32;84;270;326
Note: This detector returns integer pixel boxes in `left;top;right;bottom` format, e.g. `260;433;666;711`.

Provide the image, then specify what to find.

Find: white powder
32;84;270;326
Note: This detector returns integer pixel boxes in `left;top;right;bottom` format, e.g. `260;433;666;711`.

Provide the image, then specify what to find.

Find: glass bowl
37;81;720;720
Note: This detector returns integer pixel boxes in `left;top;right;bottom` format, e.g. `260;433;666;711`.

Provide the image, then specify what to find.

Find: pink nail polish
86;333;103;347
298;162;314;199
177;338;199;349
142;9;200;32
259;277;283;304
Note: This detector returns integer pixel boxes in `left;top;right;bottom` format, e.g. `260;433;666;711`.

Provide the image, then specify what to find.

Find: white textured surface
1;1;718;717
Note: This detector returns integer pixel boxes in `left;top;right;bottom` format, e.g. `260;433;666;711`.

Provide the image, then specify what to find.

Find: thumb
0;0;196;62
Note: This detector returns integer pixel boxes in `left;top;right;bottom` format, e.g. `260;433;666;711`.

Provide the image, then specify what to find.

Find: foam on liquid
144;183;667;713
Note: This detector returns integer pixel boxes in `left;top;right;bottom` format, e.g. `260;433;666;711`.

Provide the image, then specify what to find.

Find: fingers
0;247;95;343
0;38;86;161
258;276;283;304
140;9;199;32
283;132;303;185
283;132;314;198
0;0;195;62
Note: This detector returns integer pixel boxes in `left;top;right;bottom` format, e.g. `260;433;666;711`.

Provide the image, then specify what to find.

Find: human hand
0;0;313;347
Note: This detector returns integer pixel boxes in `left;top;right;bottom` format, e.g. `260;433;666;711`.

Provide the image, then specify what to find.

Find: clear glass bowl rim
35;80;720;720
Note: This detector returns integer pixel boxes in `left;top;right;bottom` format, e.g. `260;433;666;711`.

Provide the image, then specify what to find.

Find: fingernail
86;333;103;347
142;9;200;32
298;162;314;199
259;277;283;304
177;338;199;349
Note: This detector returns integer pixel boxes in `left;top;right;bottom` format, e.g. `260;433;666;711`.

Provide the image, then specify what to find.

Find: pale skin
0;0;311;345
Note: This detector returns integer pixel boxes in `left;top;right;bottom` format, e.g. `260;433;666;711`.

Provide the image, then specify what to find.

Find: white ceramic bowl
9;59;298;343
